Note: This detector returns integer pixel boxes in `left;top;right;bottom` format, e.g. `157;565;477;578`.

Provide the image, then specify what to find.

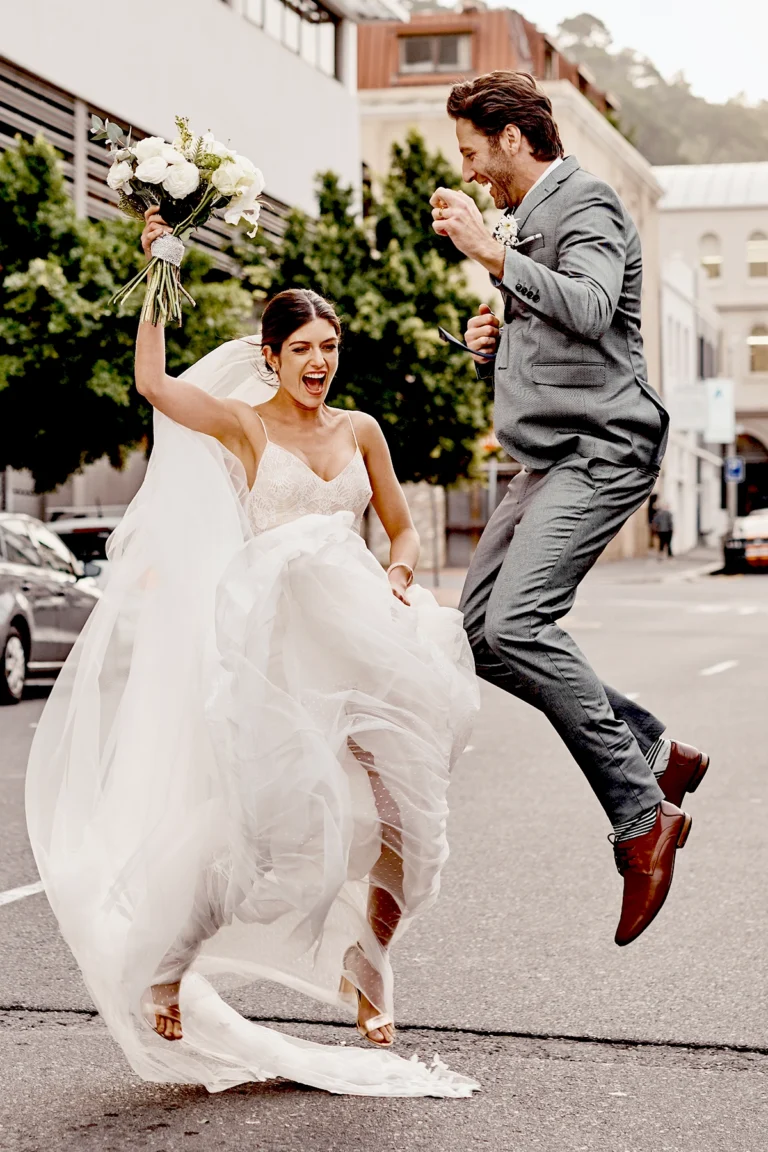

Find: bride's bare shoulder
346;410;383;440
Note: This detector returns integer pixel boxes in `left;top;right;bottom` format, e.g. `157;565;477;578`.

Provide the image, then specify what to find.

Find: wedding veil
24;338;477;1097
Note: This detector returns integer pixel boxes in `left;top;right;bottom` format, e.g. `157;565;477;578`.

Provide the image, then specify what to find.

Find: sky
481;1;768;105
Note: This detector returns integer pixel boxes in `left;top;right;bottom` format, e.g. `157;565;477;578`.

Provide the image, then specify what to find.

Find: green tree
240;132;491;487
0;135;252;492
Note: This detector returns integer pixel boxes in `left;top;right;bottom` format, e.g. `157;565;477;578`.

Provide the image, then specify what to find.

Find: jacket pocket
532;364;606;387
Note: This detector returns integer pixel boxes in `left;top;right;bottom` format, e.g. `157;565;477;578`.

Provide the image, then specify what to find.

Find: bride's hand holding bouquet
92;114;264;327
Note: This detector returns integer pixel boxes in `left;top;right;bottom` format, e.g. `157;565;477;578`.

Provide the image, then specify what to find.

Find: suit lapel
514;155;580;231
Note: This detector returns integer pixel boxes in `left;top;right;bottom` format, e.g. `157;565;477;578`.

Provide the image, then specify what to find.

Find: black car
0;513;101;704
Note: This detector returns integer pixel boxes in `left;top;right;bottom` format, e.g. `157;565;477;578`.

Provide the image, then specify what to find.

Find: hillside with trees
556;13;768;165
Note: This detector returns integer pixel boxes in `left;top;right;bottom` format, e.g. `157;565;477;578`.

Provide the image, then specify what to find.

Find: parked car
0;513;101;704
723;508;768;573
48;515;121;591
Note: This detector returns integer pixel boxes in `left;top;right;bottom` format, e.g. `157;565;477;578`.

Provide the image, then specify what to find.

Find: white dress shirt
515;155;564;215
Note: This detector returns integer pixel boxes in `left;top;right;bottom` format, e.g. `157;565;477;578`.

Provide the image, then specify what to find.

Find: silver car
0;513;101;704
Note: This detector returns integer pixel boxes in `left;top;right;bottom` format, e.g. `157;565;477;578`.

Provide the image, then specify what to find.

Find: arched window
748;232;768;278
748;325;768;373
699;233;722;279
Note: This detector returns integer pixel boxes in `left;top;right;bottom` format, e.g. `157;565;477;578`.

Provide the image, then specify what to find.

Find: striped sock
613;805;659;843
646;737;671;780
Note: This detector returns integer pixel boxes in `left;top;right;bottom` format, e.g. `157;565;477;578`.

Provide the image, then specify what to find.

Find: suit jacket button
515;283;522;292
533;292;540;302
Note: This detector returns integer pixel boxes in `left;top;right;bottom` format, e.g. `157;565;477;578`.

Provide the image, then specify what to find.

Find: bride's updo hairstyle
262;289;341;353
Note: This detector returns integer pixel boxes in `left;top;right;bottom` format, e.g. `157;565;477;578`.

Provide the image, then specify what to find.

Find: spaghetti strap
346;412;360;452
255;412;270;442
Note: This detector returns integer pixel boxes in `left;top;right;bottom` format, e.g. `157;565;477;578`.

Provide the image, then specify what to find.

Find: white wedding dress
25;339;480;1097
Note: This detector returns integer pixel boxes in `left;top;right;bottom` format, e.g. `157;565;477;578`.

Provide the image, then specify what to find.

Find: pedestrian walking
653;503;674;557
430;70;709;947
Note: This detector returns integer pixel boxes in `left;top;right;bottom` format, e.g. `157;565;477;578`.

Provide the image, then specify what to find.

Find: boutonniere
493;211;519;249
492;212;544;253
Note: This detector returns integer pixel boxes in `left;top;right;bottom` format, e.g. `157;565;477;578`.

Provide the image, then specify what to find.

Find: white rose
162;160;200;199
212;159;247;197
161;145;186;165
106;160;133;191
133;136;170;163
134;155;169;184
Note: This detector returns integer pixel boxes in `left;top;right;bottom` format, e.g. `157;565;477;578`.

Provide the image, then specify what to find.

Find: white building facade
655;163;768;518
659;255;727;553
1;0;403;516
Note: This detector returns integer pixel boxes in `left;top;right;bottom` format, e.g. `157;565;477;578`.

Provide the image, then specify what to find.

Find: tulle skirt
26;500;480;1096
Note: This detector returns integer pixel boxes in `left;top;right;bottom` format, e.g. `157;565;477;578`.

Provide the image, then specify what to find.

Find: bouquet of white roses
92;115;264;326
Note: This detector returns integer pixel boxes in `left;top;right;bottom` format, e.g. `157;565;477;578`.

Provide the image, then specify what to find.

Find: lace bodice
245;414;373;536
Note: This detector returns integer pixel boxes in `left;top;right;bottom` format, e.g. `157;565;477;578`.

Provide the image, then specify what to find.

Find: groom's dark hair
447;71;564;162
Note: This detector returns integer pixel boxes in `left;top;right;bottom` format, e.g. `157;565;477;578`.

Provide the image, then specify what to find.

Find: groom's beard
482;156;516;211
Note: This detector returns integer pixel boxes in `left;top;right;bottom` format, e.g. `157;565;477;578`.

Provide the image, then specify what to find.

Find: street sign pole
724;448;744;521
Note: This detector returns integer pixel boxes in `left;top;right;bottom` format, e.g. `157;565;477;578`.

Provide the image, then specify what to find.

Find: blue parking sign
724;456;745;484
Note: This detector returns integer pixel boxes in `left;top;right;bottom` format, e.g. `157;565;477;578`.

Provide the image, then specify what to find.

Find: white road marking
699;660;739;677
0;880;44;907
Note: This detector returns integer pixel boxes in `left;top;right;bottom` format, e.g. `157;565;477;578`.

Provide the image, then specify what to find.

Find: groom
431;71;708;946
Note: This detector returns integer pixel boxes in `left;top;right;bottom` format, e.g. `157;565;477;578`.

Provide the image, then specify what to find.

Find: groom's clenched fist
465;304;500;364
430;187;504;277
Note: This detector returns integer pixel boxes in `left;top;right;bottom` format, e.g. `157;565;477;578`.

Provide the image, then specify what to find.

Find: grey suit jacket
480;155;668;474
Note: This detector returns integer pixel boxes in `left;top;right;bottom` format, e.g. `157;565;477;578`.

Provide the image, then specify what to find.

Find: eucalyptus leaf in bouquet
92;115;264;325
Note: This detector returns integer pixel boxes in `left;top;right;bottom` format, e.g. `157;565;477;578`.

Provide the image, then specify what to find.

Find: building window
399;34;472;75
699;233;721;280
748;231;768;278
748;324;768;373
245;0;338;78
543;42;557;80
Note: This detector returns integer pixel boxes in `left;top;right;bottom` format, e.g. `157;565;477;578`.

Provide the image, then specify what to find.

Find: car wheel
0;627;27;705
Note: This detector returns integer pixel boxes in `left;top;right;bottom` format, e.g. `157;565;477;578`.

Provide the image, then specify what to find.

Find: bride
25;208;480;1097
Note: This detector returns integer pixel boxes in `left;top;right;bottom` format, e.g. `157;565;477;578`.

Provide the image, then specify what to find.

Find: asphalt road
2;560;768;1151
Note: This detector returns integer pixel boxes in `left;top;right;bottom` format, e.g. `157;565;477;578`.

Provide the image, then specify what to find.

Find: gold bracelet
386;562;414;587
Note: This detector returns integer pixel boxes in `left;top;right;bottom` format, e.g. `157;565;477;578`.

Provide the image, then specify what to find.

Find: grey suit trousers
460;457;665;826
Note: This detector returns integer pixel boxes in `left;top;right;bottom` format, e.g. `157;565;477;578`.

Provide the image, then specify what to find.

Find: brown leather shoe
614;801;692;947
657;742;709;809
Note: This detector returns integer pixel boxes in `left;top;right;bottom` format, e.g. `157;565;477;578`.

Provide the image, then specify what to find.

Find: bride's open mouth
303;371;326;395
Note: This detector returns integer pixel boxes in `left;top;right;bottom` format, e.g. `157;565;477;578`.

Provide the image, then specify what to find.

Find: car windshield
54;529;112;562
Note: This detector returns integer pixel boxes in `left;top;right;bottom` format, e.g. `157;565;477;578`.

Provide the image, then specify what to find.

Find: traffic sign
724;455;745;484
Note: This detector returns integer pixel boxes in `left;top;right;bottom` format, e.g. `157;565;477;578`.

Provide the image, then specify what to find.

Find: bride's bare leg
348;738;405;1046
148;981;183;1041
143;861;229;1042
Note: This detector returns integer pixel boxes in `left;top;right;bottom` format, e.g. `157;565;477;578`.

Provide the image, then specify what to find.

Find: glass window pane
244;0;263;25
1;521;41;567
284;6;300;52
436;34;471;71
748;232;768;278
437;35;460;68
29;524;76;573
699;232;721;279
301;18;318;66
318;22;336;77
749;325;768;373
264;0;283;41
400;36;434;73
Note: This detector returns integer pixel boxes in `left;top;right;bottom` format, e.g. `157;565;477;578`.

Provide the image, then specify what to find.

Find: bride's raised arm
134;208;252;465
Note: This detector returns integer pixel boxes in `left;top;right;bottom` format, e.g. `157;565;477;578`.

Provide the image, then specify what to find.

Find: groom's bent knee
484;608;536;661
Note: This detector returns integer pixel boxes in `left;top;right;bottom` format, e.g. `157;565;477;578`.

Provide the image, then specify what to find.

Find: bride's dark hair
261;289;341;355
